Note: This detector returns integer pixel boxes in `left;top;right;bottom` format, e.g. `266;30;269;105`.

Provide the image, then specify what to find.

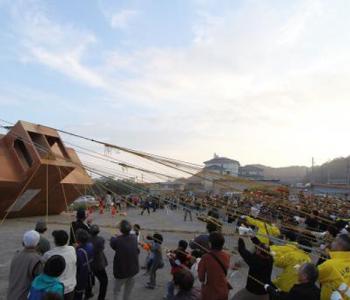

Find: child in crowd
190;249;202;287
165;240;193;299
131;224;142;243
28;255;65;299
145;233;164;289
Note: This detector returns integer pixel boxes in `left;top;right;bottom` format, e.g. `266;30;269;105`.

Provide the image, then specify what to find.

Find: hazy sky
0;0;349;168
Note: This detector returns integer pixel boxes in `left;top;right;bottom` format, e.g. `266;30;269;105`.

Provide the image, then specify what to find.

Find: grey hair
300;263;319;283
337;234;350;251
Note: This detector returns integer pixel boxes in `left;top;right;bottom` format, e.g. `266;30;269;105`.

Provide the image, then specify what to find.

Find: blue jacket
28;274;64;299
76;243;94;291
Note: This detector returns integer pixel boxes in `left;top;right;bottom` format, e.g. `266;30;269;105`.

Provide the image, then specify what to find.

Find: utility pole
346;158;350;185
327;159;331;184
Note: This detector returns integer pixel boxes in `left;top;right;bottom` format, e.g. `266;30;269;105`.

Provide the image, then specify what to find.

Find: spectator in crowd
28;255;66;299
131;224;142;243
190;222;220;255
270;237;312;292
35;220;51;255
184;203;193;222
190;249;202;287
146;233;164;289
69;208;90;245
318;234;350;300
90;224;108;300
232;237;273;300
110;220;140;300
140;199;151;215
105;192;113;210
173;269;201;300
7;230;43;300
75;229;94;300
305;210;320;231
265;263;320;300
198;232;231;300
165;240;191;299
44;230;77;300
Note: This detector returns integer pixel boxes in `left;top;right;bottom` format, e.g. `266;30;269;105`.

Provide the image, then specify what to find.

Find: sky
0;0;350;168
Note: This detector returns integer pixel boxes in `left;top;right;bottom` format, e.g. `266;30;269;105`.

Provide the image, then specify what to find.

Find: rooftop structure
203;153;240;176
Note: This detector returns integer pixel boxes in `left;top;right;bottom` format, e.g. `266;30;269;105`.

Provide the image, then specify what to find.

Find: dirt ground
0;207;248;300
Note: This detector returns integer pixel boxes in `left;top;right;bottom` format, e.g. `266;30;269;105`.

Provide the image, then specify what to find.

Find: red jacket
198;250;230;300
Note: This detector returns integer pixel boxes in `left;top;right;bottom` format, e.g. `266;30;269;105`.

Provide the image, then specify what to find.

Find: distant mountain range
249;156;350;184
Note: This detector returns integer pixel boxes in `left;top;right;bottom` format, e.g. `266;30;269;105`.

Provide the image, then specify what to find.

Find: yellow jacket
246;216;280;245
318;251;350;300
270;244;311;292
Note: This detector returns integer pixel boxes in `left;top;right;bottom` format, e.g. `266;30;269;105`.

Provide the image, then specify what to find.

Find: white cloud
10;0;106;88
4;0;350;167
98;0;350;166
110;9;139;29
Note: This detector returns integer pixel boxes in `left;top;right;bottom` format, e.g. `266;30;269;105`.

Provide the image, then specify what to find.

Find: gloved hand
330;291;343;300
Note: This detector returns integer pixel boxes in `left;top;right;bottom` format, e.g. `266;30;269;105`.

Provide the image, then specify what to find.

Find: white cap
23;230;40;248
330;291;343;300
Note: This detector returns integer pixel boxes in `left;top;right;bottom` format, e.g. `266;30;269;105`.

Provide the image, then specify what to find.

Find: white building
203;154;240;177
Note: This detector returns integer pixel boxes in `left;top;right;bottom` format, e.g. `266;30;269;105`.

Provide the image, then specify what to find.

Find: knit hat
90;224;100;235
76;208;86;220
35;220;47;233
23;230;40;248
44;255;66;277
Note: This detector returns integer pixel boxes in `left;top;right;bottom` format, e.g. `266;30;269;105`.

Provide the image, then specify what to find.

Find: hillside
251;164;308;184
249;156;350;184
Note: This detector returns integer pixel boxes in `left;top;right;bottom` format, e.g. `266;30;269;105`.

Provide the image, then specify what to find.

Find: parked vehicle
73;195;98;206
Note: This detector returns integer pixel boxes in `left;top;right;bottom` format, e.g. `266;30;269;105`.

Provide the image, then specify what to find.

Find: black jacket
238;238;273;295
69;220;90;245
90;235;108;271
267;282;320;300
110;234;139;279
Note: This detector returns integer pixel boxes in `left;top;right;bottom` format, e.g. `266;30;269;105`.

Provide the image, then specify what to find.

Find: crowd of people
5;190;350;300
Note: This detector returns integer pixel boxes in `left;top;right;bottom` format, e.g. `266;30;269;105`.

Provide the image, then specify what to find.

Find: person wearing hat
69;207;90;245
28;255;66;299
44;230;77;300
90;224;108;300
35;220;51;255
7;230;43;300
